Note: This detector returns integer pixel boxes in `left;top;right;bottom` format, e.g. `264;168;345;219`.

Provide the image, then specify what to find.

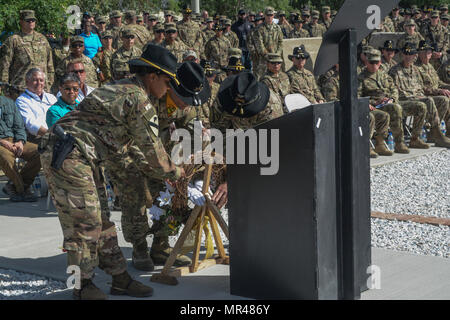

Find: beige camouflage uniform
110;46;142;80
287;66;324;104
39;77;181;279
253;22;284;78
261;70;291;107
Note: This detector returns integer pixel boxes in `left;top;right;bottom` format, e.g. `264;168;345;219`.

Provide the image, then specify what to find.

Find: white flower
148;205;165;221
157;189;174;207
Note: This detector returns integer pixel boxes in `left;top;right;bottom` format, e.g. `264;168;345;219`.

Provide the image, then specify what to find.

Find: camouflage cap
205;17;214;23
164;22;177;32
249;11;256;16
20;10;36;20
153;22;165;32
71;35;85;44
302;10;311;17
366;49;381;62
124;10;136;20
431;10;440;18
322;6;331;13
96;16;108;24
312;10;320;18
278;10;286;16
362;45;374;55
413;8;421;15
439;4;448;11
331;10;337;16
136;14;143;22
441;14;449;20
219;15;227;21
183;49;198;61
110;10;122;18
265;7;275;15
164;10;174;16
266;53;283;63
228;47;242;58
404;19;416;27
224;19;232;26
100;30;113;39
148;14;158;20
121;27;136;37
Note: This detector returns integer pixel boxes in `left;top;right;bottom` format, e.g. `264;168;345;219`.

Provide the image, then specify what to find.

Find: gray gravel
371;149;450;218
0;268;66;300
370;149;450;258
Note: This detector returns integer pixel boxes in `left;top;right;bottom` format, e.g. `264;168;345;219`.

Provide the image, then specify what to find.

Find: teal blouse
46;97;79;128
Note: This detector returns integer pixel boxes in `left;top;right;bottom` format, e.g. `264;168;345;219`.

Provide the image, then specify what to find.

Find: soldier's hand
439;89;450;98
211;182;227;209
13;141;24;157
0;140;16;153
369;104;376;111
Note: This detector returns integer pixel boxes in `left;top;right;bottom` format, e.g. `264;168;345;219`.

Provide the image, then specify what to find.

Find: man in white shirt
15;68;57;139
56;61;94;102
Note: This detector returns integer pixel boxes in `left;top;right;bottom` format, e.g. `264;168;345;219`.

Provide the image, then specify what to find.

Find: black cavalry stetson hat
417;40;433;51
128;44;179;85
379;40;399;52
401;42;418;55
217;72;270;118
288;44;310;60
170;61;211;105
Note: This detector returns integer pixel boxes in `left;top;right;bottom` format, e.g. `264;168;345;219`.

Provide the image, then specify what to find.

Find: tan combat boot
370;146;378;158
374;136;393;156
151;236;192;267
409;136;430;149
394;141;410;153
73;278;108;300
132;240;155;271
431;126;450;148
111;271;153;297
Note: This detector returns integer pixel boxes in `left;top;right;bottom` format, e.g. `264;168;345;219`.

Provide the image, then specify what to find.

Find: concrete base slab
370;145;447;167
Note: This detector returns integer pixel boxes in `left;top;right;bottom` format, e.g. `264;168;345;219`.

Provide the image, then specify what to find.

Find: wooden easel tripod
151;164;229;285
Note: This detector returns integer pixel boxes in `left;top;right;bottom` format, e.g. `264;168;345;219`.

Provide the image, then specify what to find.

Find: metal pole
191;0;200;14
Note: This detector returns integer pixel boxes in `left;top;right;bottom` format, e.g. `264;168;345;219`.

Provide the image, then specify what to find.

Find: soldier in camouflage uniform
287;46;324;104
397;20;424;50
380;16;395;32
0;10;54;92
39;45;182;299
210;72;284;134
438;49;450;85
110;28;142;81
390;7;404;32
108;10;123;50
204;24;231;82
202;17;216;43
148;23;165;46
277;11;293;38
261;53;291;110
223;19;239;48
118;11;151;51
176;5;204;58
359;49;429;154
92;31;115;85
288;18;310;38
320;64;340;102
320;6;333;30
252;7;284;79
420;11;448;52
162;23;188;63
57;36;99;89
309;11;327;37
416;41;450;137
199;60;221;128
379;40;399;73
389;42;450;148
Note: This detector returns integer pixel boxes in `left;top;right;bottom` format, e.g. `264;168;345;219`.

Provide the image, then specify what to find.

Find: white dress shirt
56;85;94;103
15;89;57;136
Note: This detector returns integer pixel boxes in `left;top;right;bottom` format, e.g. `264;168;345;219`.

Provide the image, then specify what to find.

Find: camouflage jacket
390;15;404;32
381;16;395;32
438;59;450;84
209;88;284;135
253;23;284;57
204;36;232;67
199;81;220;128
108;25;123;49
287;66;324;104
92;49;115;84
420;24;448;52
0;31;54;90
321;71;340;102
110;46;142;80
57;53;99;88
309;23;326;37
202;28;216;43
288;28;310;39
177;19;203;54
416;61;450;94
223;31;239;48
260;71;291;102
278;21;293;38
52;46;70;72
120;24;151;50
41;76;181;181
320;18;332;30
162;39;188;63
358;69;399;106
379;56;398;74
388;63;425;99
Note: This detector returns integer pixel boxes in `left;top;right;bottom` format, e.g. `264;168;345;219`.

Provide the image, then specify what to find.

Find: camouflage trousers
377;103;403;141
397;100;428;139
369;109;389;139
402;96;446;128
41;147;127;280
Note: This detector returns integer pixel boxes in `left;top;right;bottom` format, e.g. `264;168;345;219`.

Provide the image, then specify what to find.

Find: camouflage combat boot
73;278;108;300
110;271;153;297
409;136;429;149
150;236;192;267
374;136;393;156
431;126;450;148
370;146;378;158
132;240;154;271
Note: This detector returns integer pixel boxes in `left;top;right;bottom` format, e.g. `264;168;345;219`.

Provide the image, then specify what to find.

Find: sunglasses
123;35;135;39
71;43;84;48
368;61;379;64
155;30;165;33
71;69;85;74
63;87;79;92
269;62;282;65
98;22;106;24
25;19;36;23
165;30;177;34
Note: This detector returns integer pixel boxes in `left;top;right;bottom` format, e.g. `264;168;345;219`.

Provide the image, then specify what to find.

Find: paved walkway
0;146;449;300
